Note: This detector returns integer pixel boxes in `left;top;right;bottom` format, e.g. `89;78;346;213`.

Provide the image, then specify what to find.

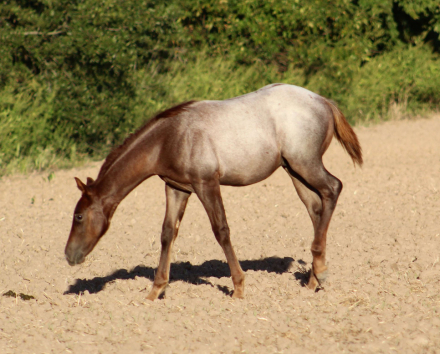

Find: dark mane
154;100;197;119
97;100;197;178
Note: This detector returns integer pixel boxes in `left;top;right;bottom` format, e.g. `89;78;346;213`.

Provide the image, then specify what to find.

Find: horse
65;83;362;300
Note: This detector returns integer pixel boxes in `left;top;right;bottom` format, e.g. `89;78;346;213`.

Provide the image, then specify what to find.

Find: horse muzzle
65;247;86;266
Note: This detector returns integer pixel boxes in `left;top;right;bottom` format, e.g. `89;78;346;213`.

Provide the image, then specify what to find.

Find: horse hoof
146;289;161;301
307;274;319;291
316;270;328;284
232;290;244;299
307;269;328;290
146;294;156;301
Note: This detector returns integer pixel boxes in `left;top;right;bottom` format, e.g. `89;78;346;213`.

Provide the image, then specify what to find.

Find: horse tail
324;98;363;167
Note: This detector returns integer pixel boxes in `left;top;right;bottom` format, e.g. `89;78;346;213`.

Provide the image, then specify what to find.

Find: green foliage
129;54;305;127
348;45;440;121
0;0;439;174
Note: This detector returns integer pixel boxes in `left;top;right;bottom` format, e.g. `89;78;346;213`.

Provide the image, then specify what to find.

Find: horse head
65;177;110;266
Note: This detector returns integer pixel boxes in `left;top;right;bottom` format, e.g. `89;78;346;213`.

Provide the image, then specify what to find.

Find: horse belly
217;139;281;186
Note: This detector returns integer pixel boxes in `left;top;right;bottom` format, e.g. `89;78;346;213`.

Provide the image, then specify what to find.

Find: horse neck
95;132;162;212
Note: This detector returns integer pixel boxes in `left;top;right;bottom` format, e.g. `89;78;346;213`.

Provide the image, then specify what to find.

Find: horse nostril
65;247;84;266
65;248;74;264
66;256;76;266
75;252;85;265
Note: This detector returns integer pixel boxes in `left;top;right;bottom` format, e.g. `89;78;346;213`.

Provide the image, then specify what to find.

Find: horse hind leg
146;184;190;301
283;158;342;290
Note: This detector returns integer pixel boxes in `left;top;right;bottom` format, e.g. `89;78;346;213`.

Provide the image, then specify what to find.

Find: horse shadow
64;256;311;296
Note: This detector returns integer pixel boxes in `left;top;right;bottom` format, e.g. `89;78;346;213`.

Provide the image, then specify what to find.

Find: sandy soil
1;115;439;354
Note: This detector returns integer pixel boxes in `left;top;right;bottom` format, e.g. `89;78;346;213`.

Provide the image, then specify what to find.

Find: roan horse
65;84;362;300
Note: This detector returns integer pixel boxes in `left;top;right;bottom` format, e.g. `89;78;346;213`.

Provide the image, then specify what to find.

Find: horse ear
86;177;95;186
74;177;87;194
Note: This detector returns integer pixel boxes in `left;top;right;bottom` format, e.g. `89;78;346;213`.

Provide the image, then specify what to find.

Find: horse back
156;84;332;186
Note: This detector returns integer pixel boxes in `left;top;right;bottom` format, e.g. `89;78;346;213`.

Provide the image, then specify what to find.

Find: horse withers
65;84;362;300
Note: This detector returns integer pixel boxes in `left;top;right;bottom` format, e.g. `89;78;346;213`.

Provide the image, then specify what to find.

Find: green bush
0;0;439;174
347;45;440;121
128;53;305;125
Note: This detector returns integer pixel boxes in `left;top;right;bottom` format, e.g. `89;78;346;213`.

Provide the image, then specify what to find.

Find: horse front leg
146;184;190;301
193;181;245;298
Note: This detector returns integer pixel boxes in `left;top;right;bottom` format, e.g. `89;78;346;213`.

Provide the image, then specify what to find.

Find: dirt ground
1;115;439;354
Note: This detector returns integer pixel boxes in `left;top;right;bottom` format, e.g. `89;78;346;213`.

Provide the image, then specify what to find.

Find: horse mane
97;100;197;178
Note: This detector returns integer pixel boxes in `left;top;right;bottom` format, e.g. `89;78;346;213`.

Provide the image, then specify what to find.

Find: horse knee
214;225;230;246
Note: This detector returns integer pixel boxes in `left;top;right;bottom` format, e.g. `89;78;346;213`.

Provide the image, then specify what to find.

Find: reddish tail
324;98;363;167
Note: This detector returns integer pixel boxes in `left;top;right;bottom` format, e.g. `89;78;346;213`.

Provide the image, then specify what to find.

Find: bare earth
1;115;439;354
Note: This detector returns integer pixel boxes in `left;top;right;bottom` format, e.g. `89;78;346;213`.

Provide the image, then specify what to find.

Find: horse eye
74;214;83;222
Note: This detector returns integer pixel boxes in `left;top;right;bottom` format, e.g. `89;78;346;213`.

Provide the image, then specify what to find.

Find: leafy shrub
0;0;439;173
347;45;440;121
